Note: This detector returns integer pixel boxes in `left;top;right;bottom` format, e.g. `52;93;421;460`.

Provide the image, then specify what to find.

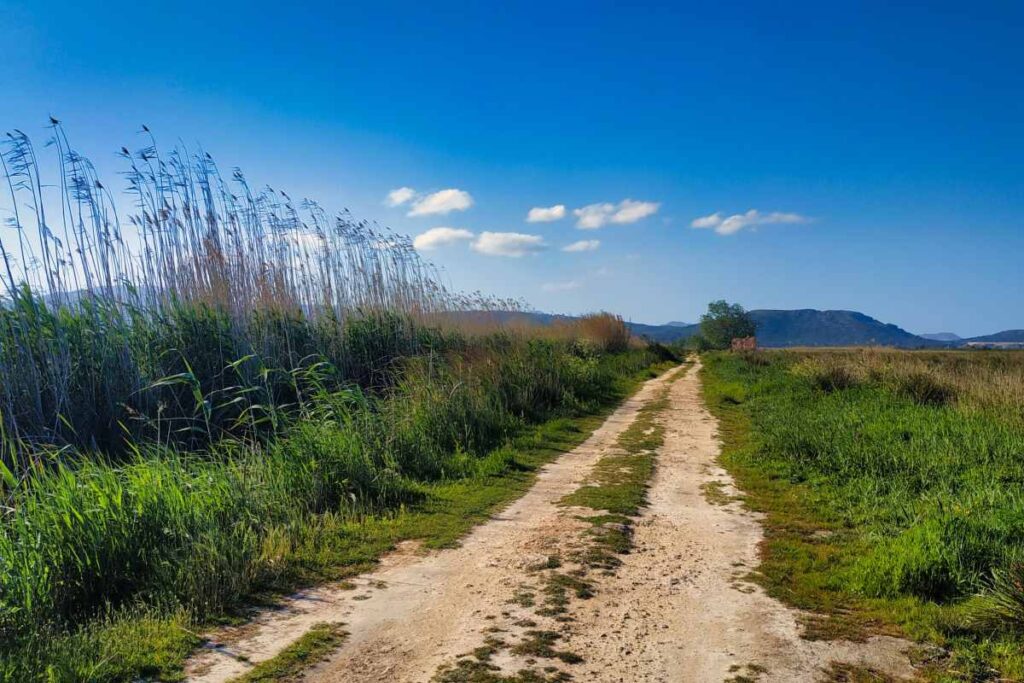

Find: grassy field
701;349;1024;681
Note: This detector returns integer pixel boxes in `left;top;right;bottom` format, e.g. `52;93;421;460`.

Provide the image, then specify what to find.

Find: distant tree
700;300;756;350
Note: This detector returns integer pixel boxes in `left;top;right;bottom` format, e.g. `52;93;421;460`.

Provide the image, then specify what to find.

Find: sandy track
184;368;674;683
563;359;916;682
185;362;917;683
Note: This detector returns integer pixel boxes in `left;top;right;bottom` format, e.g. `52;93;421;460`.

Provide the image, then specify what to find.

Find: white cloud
471;231;546;257
574;203;615;229
385;187;416;207
562;239;600;252
408;188;473;217
612;199;661;224
527;204;566;223
412;227;475;251
690;209;809;236
573;199;660;229
690;212;723;229
542;280;581;292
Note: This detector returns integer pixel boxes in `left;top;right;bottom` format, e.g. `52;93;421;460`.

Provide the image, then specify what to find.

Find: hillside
745;309;942;347
920;332;962;342
964;330;1024;343
625;309;945;348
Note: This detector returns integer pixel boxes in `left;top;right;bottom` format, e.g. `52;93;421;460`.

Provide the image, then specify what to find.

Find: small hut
730;336;757;351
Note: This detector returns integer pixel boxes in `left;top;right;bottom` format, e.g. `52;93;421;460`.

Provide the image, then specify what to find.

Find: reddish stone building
730;336;757;351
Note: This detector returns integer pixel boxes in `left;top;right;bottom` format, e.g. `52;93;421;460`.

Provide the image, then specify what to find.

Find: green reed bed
0;338;669;682
701;350;1024;681
0;121;675;680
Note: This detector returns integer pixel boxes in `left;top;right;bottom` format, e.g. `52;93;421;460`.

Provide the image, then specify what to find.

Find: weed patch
230;622;347;682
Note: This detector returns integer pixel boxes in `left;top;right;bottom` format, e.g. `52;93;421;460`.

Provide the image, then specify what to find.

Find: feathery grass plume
0;122;482;464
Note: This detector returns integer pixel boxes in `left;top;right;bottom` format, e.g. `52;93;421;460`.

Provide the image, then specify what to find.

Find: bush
889;370;957;407
975;562;1024;633
793;358;860;392
699;300;756;350
577;312;631;353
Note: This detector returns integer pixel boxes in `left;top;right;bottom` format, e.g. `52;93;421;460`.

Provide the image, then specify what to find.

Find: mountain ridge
617;310;1020;348
919;332;962;342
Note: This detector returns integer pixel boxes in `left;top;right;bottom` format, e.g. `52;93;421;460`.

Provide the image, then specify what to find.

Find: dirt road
185;361;916;682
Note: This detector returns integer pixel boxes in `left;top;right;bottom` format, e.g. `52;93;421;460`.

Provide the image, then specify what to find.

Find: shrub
793;358;860;392
974;562;1024;633
577;312;631;353
890;370;957;407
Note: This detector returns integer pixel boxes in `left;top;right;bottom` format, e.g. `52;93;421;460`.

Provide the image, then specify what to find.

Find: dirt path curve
185;361;917;683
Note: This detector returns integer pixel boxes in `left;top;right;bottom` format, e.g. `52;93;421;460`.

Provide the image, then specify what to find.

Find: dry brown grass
786;348;1024;422
430;311;637;353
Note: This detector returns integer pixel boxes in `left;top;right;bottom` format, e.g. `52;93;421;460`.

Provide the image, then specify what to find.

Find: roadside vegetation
702;348;1024;681
0;123;676;681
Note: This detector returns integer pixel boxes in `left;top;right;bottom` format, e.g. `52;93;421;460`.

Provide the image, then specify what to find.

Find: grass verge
229;622;348;683
700;350;1024;682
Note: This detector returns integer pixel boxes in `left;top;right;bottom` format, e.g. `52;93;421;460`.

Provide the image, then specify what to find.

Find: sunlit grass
702;349;1024;680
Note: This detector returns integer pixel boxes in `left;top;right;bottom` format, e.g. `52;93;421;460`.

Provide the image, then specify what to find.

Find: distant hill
919;332;962;342
745;310;946;347
625;321;694;342
665;321;692;327
625;309;947;348
963;330;1024;344
453;309;1019;349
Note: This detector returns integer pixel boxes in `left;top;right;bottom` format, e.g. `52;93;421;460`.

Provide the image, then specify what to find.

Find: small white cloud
690;212;723;229
527;204;566;223
385;187;416;207
562;239;600;252
542;280;581;292
574;203;615;229
612;199;660;224
573;199;660;229
413;227;475;251
408;188;473;217
471;231;546;257
690;209;809;236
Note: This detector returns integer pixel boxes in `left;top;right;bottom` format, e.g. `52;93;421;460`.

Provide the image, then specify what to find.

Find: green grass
0;347;673;682
509;630;582;664
230;622;348;683
700;350;1024;681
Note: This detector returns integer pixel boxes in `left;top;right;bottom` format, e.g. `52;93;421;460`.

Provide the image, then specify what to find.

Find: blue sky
1;0;1021;335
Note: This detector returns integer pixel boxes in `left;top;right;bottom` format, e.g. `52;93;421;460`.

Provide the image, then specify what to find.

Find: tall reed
0;122;526;467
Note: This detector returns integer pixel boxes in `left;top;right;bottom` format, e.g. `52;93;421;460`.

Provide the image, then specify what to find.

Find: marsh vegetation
0;124;671;681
